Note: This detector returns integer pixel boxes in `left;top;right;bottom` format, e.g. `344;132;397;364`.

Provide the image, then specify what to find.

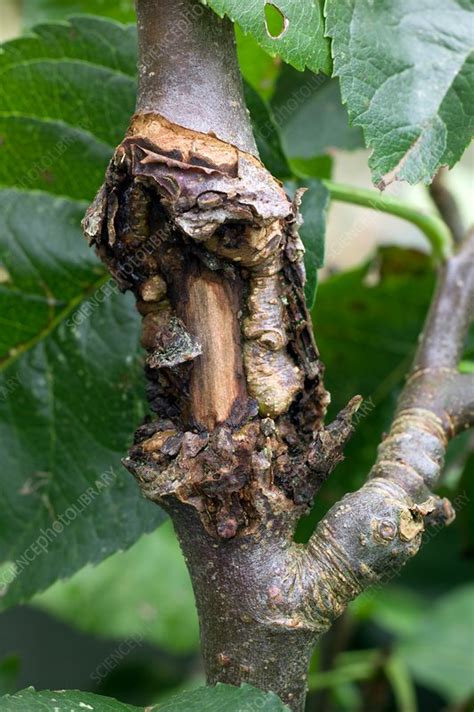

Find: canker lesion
82;112;356;538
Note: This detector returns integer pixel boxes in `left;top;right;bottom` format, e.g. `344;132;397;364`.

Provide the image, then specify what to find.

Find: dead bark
82;1;474;709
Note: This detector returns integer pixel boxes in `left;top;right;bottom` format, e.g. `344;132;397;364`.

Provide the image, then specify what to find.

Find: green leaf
0;191;163;607
0;656;20;696
271;67;364;158
0;16;138;201
289;156;333;181
308;650;378;690
22;0;136;26
325;0;474;186
286;179;329;308
0;17;137;153
1;684;290;711
204;0;331;74
0;116;112;201
351;586;426;638
0;18;163;609
0;688;143;711
236;26;280;99
460;360;474;374
33;521;199;654
398;585;474;702
316;248;435;423
155;683;290;711
457;453;474;557
244;81;291;179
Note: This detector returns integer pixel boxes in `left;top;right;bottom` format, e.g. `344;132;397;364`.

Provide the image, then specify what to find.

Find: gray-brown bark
82;1;474;709
135;0;257;155
429;167;466;244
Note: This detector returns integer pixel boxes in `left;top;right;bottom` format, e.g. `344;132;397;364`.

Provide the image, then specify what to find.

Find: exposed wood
180;265;248;429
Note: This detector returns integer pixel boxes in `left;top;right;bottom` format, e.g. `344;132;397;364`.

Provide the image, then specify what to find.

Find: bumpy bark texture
82;2;474;709
82;111;351;542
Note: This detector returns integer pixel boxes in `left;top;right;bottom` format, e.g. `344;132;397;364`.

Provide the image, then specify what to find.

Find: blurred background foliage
0;1;472;711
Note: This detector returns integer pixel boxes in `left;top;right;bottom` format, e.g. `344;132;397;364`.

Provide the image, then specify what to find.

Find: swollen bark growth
82;1;474;709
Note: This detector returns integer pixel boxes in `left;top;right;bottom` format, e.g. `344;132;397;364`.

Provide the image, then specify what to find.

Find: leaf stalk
322;179;453;261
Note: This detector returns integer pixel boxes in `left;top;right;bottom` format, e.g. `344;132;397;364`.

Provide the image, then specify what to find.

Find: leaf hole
264;3;289;39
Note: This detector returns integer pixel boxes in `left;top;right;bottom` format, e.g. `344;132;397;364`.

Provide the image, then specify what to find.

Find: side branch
429;167;466;244
299;231;474;633
413;228;474;370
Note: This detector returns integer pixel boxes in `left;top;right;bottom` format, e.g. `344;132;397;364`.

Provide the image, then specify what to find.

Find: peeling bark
82;1;474;709
82;106;349;549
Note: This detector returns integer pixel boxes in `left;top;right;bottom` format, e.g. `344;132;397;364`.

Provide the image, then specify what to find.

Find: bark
82;2;474;709
429;167;466;244
135;0;257;155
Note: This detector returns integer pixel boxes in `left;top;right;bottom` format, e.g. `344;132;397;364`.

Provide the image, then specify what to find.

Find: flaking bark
82;1;474;708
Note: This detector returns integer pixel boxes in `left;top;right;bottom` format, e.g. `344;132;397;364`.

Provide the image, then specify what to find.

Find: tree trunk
171;504;316;709
82;1;474;709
